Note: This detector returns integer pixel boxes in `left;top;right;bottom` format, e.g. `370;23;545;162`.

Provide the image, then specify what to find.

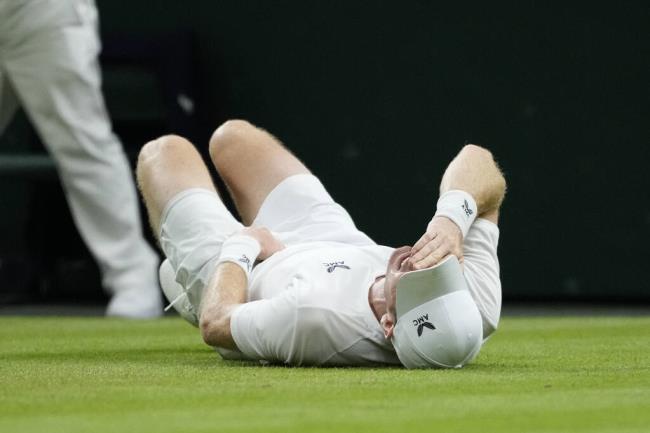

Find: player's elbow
495;171;507;202
489;154;507;203
199;312;230;348
462;144;507;199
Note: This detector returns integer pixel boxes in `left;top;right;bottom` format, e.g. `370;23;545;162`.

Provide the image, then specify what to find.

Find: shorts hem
158;188;220;238
251;174;321;227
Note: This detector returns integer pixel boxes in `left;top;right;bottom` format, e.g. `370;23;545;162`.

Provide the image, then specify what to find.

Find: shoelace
164;292;186;312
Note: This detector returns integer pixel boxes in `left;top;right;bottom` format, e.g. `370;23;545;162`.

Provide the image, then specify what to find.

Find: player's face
380;246;413;338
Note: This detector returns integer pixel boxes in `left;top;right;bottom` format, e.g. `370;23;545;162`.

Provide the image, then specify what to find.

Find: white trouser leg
0;0;161;317
0;67;19;135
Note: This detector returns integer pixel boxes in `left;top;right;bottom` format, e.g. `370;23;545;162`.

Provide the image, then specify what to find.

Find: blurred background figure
0;0;162;317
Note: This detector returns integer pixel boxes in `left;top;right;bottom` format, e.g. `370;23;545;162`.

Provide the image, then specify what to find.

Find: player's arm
410;144;506;270
199;227;284;349
199;261;247;349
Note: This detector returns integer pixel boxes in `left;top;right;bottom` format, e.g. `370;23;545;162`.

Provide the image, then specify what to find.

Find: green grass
1;315;648;433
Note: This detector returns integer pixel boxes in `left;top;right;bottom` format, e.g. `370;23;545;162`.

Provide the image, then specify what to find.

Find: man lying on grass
136;120;506;368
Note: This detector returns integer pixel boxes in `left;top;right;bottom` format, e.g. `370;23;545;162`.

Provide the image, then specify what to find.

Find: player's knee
136;138;163;183
209;119;255;152
209;119;257;166
461;144;493;160
138;135;190;166
137;135;193;182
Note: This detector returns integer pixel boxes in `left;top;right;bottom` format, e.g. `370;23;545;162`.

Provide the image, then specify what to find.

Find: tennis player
137;120;506;368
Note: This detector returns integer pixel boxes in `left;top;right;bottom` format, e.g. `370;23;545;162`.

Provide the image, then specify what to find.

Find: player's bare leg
137;134;251;347
137;134;230;326
208;119;310;225
136;134;217;236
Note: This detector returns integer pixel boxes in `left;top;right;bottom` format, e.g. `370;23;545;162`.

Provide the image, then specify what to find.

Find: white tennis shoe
159;260;199;326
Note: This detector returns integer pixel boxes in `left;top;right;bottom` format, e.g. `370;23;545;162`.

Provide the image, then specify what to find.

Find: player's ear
380;313;395;339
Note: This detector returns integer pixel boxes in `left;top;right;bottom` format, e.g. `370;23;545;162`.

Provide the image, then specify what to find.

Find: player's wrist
217;235;261;277
433;190;477;238
429;215;462;237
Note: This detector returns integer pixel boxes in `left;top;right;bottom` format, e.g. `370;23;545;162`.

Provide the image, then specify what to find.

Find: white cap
392;255;483;369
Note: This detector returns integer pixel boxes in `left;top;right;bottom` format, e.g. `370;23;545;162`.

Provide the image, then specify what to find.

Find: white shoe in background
105;262;164;318
106;283;163;318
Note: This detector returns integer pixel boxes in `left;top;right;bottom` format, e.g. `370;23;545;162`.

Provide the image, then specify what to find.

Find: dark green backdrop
1;1;648;301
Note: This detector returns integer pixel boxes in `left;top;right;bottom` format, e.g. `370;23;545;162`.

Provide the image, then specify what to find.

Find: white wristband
217;235;261;277
433;190;478;238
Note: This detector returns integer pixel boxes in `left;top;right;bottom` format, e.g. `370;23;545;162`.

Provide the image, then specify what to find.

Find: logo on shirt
462;199;474;218
413;313;436;337
323;261;351;273
239;254;252;272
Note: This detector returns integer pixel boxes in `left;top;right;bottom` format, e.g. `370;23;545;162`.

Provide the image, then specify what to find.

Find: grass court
1;315;648;433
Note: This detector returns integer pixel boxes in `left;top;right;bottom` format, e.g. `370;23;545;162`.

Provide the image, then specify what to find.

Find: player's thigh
137;134;216;234
209;119;310;225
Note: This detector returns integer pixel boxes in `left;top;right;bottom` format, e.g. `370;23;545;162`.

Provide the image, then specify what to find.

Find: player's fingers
410;233;431;259
400;255;415;272
411;231;437;256
389;248;412;273
409;243;430;264
411;236;443;264
412;240;451;270
453;245;463;262
412;254;436;270
412;249;444;270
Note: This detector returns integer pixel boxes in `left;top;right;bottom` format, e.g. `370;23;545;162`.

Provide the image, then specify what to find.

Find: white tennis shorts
159;174;375;294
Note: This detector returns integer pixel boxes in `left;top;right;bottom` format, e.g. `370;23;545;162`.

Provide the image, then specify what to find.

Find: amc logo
412;314;436;337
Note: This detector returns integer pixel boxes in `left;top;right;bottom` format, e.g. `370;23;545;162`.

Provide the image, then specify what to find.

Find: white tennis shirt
229;219;501;366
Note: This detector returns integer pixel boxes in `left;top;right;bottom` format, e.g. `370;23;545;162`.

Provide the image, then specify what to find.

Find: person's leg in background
0;69;19;136
0;0;161;317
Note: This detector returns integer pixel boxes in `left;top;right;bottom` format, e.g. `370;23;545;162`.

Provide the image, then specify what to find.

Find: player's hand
385;246;415;301
409;216;463;270
385;246;414;287
240;226;285;260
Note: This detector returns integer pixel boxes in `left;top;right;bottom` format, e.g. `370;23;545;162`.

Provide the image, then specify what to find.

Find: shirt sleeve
462;218;502;339
229;289;299;363
230;283;352;366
